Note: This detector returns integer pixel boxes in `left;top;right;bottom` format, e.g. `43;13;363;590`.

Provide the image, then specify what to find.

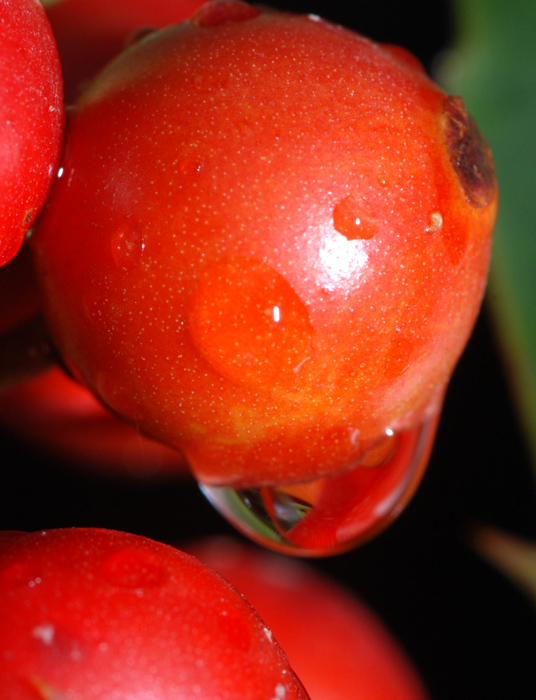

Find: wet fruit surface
31;1;497;547
0;528;309;699
45;0;208;102
201;415;438;556
187;536;430;699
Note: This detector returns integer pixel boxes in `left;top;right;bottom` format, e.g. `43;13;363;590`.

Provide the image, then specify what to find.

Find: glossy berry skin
0;0;64;266
32;2;497;488
0;528;309;700
0;367;190;477
0;248;187;477
45;0;209;102
188;537;430;700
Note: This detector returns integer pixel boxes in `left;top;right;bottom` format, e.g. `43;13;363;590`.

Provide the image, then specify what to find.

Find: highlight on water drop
200;414;439;557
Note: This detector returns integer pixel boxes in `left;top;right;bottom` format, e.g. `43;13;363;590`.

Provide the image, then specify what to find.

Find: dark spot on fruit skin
443;95;497;208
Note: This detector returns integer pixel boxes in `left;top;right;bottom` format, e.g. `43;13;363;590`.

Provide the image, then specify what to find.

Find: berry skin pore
31;1;497;553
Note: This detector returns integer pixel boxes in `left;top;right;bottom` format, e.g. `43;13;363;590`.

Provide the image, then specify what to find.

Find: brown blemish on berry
443;95;497;208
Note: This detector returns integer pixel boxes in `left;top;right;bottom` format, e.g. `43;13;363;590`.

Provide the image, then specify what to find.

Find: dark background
2;1;536;698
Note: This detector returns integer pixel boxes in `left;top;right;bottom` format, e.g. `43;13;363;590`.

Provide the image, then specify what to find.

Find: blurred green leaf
442;0;536;477
472;525;536;608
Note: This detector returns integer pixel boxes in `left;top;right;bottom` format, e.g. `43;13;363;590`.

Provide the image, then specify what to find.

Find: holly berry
0;0;64;266
31;1;497;550
45;0;209;101
0;366;190;477
0;528;309;699
188;536;430;700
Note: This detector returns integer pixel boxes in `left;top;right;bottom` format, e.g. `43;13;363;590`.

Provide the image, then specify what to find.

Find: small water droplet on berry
191;0;260;28
187;258;314;387
200;415;438;556
333;196;376;240
100;548;169;589
384;336;414;379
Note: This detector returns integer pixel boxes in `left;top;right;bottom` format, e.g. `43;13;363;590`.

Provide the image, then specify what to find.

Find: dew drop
111;224;145;270
200;415;439;556
187;258;314;386
100;548;169;589
191;0;260;27
333;196;376;240
384;336;414;380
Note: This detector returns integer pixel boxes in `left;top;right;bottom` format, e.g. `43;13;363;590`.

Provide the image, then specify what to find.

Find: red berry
45;0;209;101
31;2;496;550
188;536;430;700
0;528;309;699
0;366;190;477
0;0;64;266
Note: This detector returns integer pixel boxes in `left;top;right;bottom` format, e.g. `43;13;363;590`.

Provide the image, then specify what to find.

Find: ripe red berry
45;0;209;101
0;0;64;266
188;536;430;700
31;1;497;553
0;366;190;477
0;528;309;699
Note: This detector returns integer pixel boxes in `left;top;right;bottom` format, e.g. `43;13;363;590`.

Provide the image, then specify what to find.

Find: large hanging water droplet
200;415;439;557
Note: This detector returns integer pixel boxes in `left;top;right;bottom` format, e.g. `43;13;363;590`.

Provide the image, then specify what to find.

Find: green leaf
442;0;536;476
471;526;536;608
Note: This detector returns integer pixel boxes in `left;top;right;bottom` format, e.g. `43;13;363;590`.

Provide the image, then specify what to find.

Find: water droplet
191;0;260;27
333;196;376;240
384;336;414;379
111;224;145;270
187;258;314;386
100;548;168;589
200;415;439;556
425;211;443;233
